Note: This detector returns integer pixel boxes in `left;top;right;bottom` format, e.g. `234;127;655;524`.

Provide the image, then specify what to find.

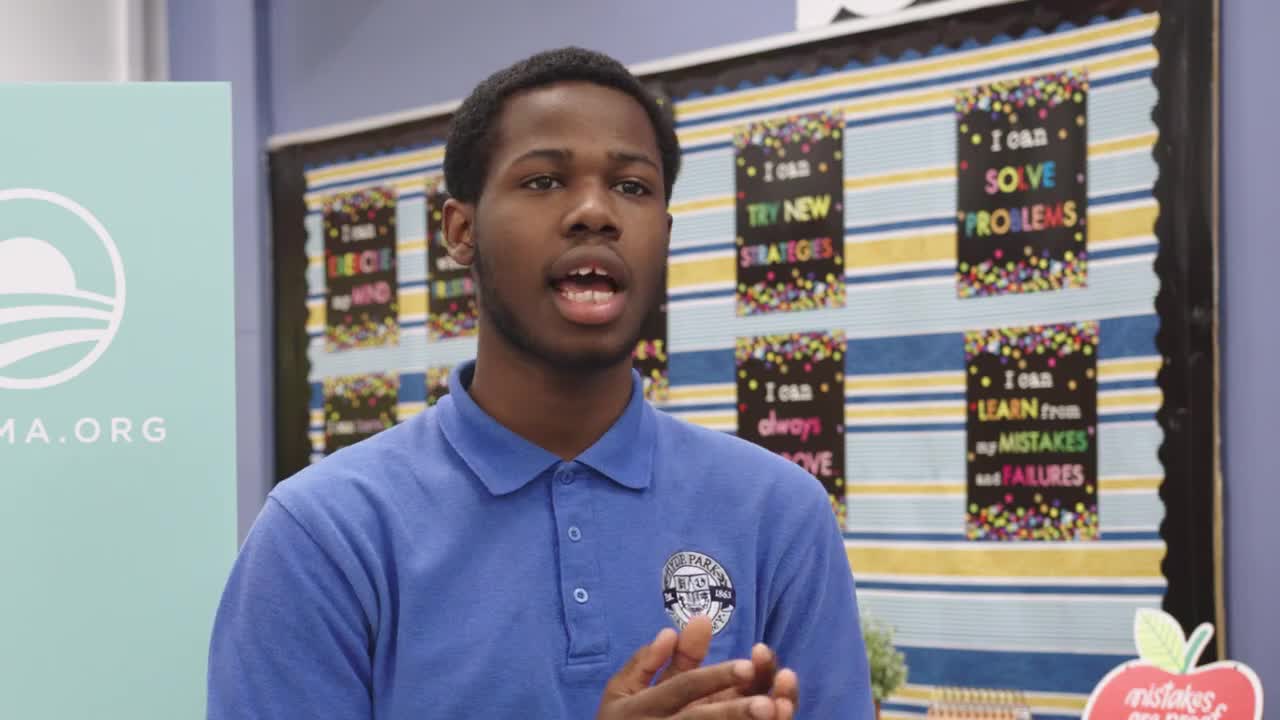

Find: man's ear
665;212;673;253
442;197;476;266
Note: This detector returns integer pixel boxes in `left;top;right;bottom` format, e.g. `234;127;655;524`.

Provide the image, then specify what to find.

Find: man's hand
596;622;796;720
654;616;797;710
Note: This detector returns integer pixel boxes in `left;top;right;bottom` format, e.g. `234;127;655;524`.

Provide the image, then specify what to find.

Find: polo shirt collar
437;360;656;496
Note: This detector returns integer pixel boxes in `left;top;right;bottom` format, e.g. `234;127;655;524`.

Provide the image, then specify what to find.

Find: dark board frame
267;0;1221;652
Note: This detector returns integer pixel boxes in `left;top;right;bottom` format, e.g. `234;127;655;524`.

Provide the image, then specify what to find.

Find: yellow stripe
1099;390;1161;409
305;147;444;185
1102;476;1162;491
845;167;954;191
667;385;734;401
668;255;733;288
1092;131;1157;156
846;374;963;391
847;231;954;270
1099;357;1160;377
846;545;1164;578
676;14;1156;117
1089;202;1157;242
398;403;426;419
670;196;733;215
308;302;323;328
680;413;735;428
677;45;1157;146
895;685;1086;712
401;289;426;317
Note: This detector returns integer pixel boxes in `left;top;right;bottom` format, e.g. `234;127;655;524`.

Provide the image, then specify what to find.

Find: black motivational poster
323;373;399;454
734;111;846;316
964;322;1099;541
736;332;847;526
426;184;477;340
426;366;452;407
323;187;399;351
956;70;1088;298
633;288;668;404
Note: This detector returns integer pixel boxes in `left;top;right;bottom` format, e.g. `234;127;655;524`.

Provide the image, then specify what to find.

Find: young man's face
448;81;671;372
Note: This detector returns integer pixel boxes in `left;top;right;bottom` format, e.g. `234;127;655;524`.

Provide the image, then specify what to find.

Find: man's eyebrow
609;151;660;172
508;148;659;173
511;148;572;165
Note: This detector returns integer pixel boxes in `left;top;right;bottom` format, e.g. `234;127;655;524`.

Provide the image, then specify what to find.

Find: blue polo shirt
207;361;874;719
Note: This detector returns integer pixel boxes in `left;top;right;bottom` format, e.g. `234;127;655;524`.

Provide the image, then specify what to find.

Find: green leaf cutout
1182;623;1215;673
1134;608;1187;672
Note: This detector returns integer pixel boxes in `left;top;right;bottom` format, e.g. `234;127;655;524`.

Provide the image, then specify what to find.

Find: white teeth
559;287;615;304
568;266;609;278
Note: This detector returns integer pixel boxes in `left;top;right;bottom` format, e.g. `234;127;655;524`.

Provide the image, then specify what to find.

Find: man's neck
467;333;635;461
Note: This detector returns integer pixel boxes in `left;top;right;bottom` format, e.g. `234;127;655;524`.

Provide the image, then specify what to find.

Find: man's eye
615;180;651;196
523;176;563;190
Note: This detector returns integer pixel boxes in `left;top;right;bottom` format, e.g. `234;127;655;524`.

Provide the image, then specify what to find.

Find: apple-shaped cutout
1083;608;1263;720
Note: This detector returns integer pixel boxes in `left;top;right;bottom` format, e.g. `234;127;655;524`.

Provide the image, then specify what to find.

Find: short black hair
444;47;682;205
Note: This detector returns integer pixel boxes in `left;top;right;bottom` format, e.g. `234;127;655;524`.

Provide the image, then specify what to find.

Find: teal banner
0;85;236;718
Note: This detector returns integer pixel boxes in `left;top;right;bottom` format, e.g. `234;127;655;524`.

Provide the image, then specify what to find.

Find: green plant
862;614;908;703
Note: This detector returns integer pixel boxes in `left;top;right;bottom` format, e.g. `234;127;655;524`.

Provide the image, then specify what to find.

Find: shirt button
558;470;575;485
573;587;589;604
568;526;582;542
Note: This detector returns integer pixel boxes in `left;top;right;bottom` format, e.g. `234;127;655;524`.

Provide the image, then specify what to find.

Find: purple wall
266;0;794;134
168;0;274;545
1221;0;1280;695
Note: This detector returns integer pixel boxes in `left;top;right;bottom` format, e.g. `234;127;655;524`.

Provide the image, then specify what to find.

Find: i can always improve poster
737;332;847;525
323;187;399;350
734;111;846;315
956;70;1088;297
965;322;1099;540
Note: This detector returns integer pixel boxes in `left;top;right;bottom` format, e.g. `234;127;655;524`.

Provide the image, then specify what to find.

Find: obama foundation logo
662;551;736;636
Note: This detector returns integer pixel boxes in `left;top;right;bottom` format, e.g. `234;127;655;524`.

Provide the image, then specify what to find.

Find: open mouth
550;264;620;305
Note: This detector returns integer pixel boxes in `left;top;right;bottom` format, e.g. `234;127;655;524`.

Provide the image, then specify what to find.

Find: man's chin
536;343;639;374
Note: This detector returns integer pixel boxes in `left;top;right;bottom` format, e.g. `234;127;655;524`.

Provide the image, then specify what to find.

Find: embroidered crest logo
662;551;736;635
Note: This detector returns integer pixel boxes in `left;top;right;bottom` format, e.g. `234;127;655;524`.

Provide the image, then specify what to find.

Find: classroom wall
265;0;792;134
165;0;1277;691
1220;0;1280;696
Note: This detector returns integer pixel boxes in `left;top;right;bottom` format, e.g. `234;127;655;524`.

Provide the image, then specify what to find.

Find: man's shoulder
269;408;446;531
653;409;832;513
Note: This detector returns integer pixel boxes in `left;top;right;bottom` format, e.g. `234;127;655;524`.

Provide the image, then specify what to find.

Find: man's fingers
774;697;795;720
635;659;754;715
656;615;713;684
676;695;778;720
744;644;777;696
601;628;677;700
771;668;798;704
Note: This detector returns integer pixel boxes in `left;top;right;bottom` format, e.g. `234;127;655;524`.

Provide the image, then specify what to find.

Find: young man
208;48;875;719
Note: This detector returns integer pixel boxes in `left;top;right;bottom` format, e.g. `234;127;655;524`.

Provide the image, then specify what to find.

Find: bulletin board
267;1;1218;716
